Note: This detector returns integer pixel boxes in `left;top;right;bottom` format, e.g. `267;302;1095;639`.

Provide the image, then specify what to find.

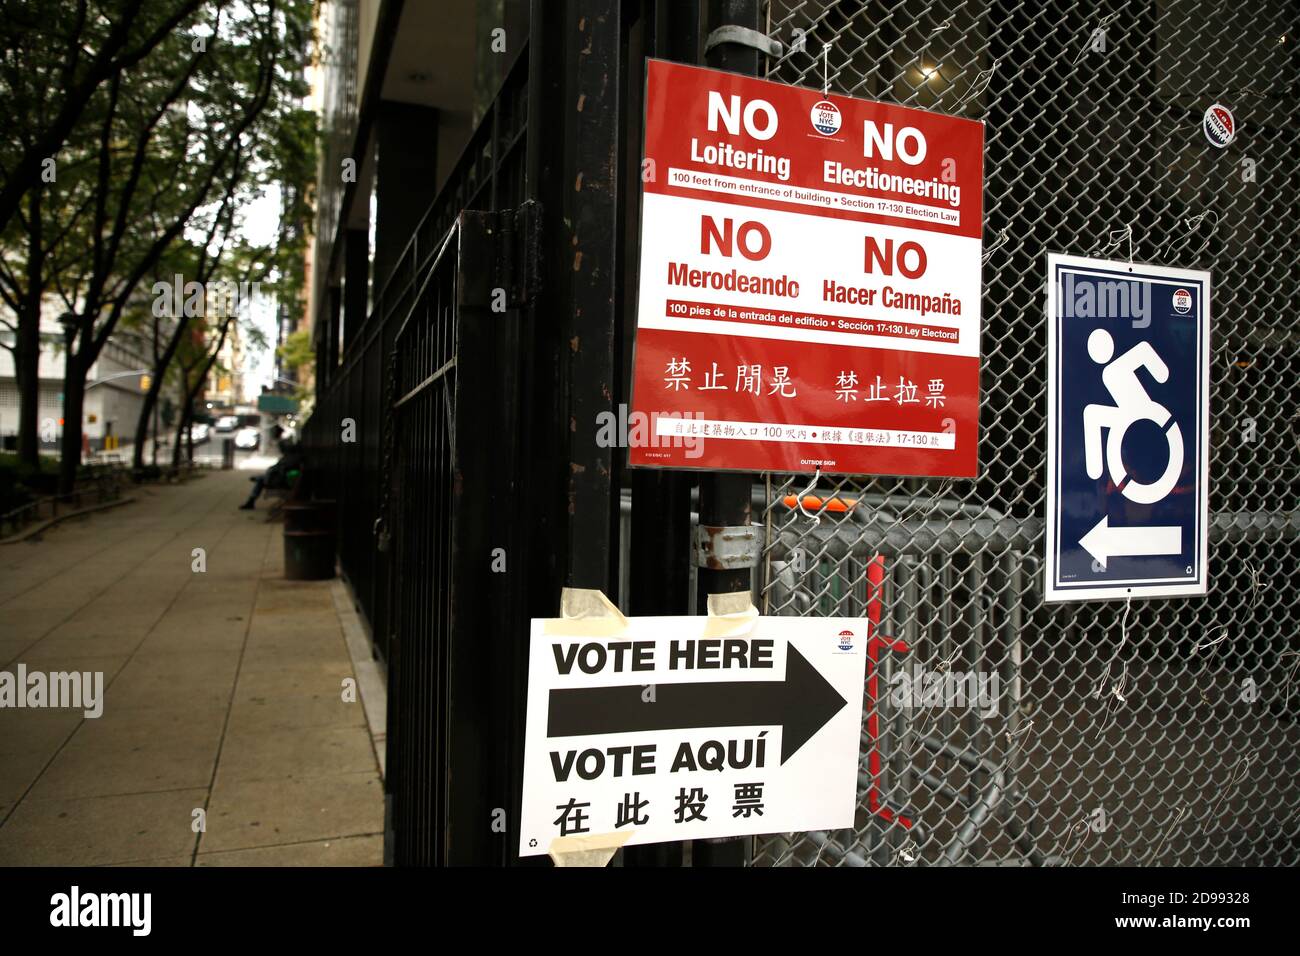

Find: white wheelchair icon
1082;329;1183;506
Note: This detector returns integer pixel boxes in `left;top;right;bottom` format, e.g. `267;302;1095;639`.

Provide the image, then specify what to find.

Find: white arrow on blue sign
1044;254;1210;602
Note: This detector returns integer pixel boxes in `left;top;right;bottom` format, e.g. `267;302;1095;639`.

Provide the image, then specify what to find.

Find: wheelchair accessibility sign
1045;254;1210;602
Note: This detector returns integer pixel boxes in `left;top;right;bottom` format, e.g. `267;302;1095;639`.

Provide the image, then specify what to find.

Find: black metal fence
302;0;630;862
304;45;531;665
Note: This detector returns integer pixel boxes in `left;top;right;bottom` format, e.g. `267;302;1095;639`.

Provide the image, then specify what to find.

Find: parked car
215;415;239;432
189;423;210;445
234;426;261;450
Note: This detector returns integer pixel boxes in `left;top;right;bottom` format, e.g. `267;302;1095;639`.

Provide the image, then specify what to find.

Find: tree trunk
184;376;195;465
132;364;161;471
150;317;158;467
133;309;194;470
58;347;85;495
171;400;190;470
16;295;41;468
16;188;43;468
132;379;161;470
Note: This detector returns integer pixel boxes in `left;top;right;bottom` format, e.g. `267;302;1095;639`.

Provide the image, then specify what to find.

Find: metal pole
619;0;703;869
691;0;764;870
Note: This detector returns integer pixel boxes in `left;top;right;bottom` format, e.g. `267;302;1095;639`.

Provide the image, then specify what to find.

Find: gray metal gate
750;0;1300;866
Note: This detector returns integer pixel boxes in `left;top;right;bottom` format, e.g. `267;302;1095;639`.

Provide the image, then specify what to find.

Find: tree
1;0;219;477
0;185;48;468
276;327;314;408
130;159;245;472
168;266;269;471
1;1;314;487
39;0;313;492
131;17;317;472
0;119;103;467
0;0;207;237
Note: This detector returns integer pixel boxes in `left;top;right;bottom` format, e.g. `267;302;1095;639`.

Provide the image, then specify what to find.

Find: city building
0;302;155;452
204;319;244;412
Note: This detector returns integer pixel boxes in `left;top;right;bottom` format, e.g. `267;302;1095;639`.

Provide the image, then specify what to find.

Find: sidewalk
0;470;384;866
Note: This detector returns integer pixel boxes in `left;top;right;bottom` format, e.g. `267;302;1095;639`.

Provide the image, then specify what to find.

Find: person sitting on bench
240;440;304;510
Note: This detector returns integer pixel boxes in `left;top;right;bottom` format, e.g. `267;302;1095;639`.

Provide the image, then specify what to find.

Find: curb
331;578;388;781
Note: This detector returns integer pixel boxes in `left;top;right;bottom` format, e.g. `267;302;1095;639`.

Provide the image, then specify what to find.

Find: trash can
221;438;235;470
283;501;336;580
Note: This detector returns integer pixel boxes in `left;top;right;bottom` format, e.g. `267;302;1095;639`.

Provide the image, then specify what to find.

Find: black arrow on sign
546;645;848;765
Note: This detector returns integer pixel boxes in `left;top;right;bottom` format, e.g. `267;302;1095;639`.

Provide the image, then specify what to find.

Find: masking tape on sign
703;591;759;637
548;829;635;867
543;587;628;636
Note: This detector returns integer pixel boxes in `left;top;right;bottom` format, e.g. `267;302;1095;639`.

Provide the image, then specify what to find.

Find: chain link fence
751;0;1300;866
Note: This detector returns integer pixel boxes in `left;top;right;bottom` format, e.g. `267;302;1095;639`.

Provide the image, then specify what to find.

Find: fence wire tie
1147;802;1189;864
1226;750;1257;791
1005;716;1034;751
1112;662;1129;704
1280;650;1300;709
1192;625;1231;702
1192;626;1229;656
954;58;1000;113
1244;559;1266;608
811;831;831;867
914;15;952;77
1202;750;1259;829
1062;810;1100;866
796;467;823;530
1072;11;1122;65
1093;594;1132;699
1092;223;1134;264
896;839;919;864
1163;211;1219;261
928;15;954;37
1094;660;1129;742
981;228;1009;264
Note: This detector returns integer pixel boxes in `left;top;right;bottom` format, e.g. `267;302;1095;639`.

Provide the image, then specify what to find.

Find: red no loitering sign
629;60;984;477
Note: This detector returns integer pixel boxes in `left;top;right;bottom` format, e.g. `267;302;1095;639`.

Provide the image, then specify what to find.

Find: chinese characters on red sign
629;60;984;477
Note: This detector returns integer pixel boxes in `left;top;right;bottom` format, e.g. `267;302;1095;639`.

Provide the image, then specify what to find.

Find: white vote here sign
518;613;867;856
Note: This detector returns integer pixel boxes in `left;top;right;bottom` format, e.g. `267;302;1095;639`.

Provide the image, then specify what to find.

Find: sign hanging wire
797;467;823;530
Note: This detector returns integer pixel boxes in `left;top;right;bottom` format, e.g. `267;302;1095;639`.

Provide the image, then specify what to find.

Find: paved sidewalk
0;470;384;866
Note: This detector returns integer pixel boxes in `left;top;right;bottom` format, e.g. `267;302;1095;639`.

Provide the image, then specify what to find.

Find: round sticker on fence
1172;289;1192;314
1203;104;1235;148
810;99;841;136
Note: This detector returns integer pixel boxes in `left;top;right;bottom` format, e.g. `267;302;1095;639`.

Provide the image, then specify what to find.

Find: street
174;418;286;472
